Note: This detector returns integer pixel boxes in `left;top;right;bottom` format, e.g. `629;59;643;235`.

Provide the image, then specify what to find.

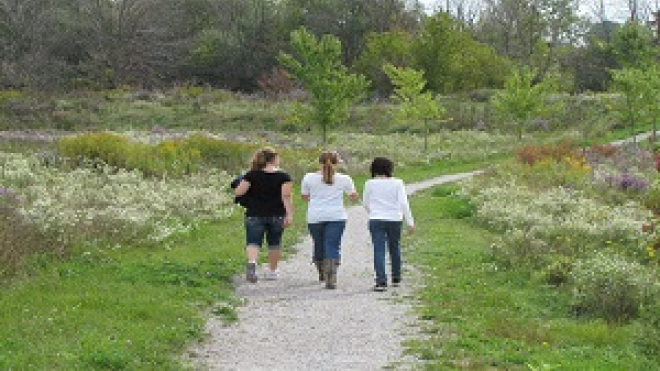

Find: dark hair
319;151;339;184
370;157;393;178
251;147;278;170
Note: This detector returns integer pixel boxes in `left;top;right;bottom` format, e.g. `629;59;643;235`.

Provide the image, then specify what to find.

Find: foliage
353;31;414;97
0;187;62;278
514;140;579;165
490;66;561;139
279;27;369;143
611;23;659;68
412;12;512;93
609;65;660;142
0;151;234;246
407;189;660;369
570;252;657;322
382;63;449;151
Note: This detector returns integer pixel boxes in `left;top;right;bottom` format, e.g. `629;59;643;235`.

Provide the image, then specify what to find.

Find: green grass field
1;91;659;370
405;184;659;370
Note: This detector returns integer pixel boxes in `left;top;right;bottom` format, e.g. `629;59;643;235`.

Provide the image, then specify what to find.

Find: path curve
186;171;483;371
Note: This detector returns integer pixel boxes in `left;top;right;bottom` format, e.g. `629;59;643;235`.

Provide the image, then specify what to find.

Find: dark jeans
244;216;285;248
368;219;402;284
307;220;347;261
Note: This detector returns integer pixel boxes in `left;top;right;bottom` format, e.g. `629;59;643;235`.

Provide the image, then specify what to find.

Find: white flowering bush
571;252;657;322
1;152;234;245
464;179;655;261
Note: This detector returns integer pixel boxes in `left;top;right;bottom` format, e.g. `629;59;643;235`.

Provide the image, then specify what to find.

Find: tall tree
353;31;414;97
187;0;286;91
79;0;191;87
279;27;369;143
474;0;582;75
412;12;512;93
0;0;61;87
279;0;419;66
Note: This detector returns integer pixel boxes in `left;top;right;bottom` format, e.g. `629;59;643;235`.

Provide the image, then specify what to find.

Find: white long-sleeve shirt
363;177;414;226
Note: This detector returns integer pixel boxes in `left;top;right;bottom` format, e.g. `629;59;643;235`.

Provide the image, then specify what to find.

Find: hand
407;225;415;234
283;214;293;228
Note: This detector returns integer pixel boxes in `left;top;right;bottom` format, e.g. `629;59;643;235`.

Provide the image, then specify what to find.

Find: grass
405;183;659;370
0;183;312;370
1;90;659;369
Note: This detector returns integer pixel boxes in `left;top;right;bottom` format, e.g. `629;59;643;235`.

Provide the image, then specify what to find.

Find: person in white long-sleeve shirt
363;157;415;291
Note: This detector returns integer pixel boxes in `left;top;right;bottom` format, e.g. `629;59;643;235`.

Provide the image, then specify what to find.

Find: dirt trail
185;171;482;371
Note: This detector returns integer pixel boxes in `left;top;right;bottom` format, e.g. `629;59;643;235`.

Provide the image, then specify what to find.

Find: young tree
610;65;660;145
490;66;558;140
382;63;449;152
279;27;369;143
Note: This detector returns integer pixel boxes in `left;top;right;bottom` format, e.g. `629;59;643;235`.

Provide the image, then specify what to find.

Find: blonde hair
251;147;278;170
319;151;339;185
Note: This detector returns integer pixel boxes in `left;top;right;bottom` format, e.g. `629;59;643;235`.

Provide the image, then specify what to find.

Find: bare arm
234;179;250;196
281;181;294;227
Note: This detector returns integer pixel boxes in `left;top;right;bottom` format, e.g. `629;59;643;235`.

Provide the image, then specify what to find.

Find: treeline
0;0;656;94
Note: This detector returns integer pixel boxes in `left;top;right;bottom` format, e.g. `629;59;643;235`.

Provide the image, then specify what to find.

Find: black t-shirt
242;169;292;217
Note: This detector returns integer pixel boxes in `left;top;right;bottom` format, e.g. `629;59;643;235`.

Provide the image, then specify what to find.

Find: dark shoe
373;282;387;292
314;260;325;281
392;277;401;287
324;259;339;289
246;262;258;283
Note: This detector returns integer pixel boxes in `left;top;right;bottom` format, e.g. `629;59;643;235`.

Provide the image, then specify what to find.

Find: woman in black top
234;148;293;283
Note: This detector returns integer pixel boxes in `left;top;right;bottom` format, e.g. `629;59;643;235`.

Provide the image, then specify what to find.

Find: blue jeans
307;220;346;261
368;220;402;284
244;216;285;249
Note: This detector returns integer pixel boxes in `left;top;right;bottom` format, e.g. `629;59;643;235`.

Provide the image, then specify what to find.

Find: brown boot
313;260;325;281
324;259;339;289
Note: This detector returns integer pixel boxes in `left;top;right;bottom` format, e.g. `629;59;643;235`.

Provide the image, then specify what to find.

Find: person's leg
323;221;346;260
322;220;346;289
385;221;403;285
264;216;285;278
368;219;388;289
244;217;265;283
307;223;326;281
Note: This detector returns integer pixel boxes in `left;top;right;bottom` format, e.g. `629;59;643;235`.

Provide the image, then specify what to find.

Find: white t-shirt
363;177;414;226
301;172;356;223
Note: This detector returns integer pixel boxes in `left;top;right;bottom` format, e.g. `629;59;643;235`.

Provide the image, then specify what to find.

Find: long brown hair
319;151;339;184
251;147;278;170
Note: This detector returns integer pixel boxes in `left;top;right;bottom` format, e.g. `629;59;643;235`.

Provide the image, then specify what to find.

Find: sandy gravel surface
186;171;482;371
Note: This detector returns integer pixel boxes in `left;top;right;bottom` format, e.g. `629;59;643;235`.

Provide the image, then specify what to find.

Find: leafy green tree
382;63;449;152
490;66;558;140
611;22;658;68
279;27;369;143
353;31;414;97
610;66;660;144
412;12;512;93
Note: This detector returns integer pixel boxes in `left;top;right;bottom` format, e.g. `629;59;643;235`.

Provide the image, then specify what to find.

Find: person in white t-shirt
301;151;358;289
363;157;415;292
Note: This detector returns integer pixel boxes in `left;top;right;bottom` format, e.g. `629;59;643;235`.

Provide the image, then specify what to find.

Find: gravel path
185;171;482;371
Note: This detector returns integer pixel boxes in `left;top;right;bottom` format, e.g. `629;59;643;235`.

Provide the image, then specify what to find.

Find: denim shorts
244;216;285;249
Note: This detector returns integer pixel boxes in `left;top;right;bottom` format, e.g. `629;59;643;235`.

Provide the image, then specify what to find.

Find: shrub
515;140;578;166
58;131;132;169
0;187;62;279
539;254;574;286
636;296;660;359
570;252;656;322
643;180;660;216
